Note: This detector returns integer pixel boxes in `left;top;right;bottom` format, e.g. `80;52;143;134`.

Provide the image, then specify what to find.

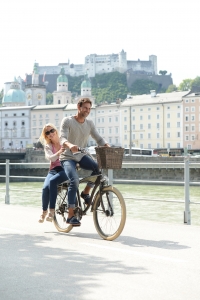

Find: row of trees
166;77;200;93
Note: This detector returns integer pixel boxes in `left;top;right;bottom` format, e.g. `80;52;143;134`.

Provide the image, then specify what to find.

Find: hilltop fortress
35;50;157;77
33;50;172;92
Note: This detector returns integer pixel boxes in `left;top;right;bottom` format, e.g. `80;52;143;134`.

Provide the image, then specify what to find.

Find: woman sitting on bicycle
38;123;67;223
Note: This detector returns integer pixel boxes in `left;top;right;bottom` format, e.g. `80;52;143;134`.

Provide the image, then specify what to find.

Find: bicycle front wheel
53;186;73;233
93;186;126;241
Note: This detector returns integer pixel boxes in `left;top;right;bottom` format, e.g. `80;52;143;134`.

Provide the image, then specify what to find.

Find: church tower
81;75;91;97
32;62;39;85
53;67;72;105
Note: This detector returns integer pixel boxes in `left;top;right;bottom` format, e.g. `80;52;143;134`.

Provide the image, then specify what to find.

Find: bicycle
53;147;126;241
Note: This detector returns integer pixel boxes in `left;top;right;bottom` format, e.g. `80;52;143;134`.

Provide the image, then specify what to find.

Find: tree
159;70;167;75
178;79;192;91
191;76;200;88
166;84;177;93
46;92;53;105
129;79;159;95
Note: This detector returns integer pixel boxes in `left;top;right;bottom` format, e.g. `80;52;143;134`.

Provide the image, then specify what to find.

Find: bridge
0;203;199;300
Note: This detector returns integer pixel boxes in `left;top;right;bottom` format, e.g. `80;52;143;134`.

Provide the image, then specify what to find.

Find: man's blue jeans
61;155;99;208
42;167;68;211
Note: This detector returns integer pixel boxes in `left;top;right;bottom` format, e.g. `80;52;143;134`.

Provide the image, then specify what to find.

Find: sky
1;0;200;91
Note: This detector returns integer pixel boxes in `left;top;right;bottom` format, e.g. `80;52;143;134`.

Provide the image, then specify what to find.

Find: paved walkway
0;204;200;300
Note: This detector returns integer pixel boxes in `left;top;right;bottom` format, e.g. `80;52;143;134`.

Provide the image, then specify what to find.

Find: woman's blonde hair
39;123;58;145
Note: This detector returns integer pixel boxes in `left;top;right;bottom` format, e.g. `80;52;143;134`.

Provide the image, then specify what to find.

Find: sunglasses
45;128;56;136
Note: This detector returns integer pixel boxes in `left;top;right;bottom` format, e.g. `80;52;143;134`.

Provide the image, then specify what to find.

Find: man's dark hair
78;98;92;107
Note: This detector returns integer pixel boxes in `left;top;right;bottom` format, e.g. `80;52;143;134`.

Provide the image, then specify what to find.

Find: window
132;134;135;139
148;115;151;120
132;108;135;112
124;134;127;140
191;107;195;112
101;118;104;123
148;143;151;149
188;144;192;149
140;124;143;130
157;133;160;138
167;122;170;128
157;123;160;129
115;127;118;134
167;106;170;109
109;137;112;143
177;122;180;127
191;99;195;103
140;116;143;120
167;113;170;118
157;107;160;110
109;127;112;134
185;126;189;131
132;124;135;130
140;134;143;139
33;115;36;119
13;113;16;116
167;143;170;148
140;108;143;111
124;125;127;130
109;117;111;122
148;124;151;129
148;108;151;111
185;135;189;141
148;133;151;138
177;113;180;118
167;132;170;138
157;115;160;119
157;143;160;148
33;121;36;126
191;135;195;141
115;116;118;122
177;132;180;137
22;113;25;116
185;107;189;112
98;118;100;123
191;115;195;121
124;117;127;121
191;125;195;131
185;99;189;103
177;143;180;148
132;116;135;121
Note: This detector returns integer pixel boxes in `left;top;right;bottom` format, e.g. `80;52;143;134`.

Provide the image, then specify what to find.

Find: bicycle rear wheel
93;186;126;241
53;186;73;233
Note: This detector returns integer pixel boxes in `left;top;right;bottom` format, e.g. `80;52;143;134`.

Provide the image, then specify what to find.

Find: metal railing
0;158;195;225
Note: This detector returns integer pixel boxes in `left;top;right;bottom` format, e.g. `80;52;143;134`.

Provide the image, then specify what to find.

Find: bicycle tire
53;186;73;233
93;186;126;241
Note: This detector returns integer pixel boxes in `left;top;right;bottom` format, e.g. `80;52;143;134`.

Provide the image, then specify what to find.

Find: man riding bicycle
60;97;109;226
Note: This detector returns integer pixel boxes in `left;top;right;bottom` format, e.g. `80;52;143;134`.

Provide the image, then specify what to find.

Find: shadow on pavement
0;233;147;300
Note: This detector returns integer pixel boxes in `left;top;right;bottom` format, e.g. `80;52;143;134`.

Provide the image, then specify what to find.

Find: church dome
57;74;68;83
57;67;68;83
2;78;26;104
81;79;91;88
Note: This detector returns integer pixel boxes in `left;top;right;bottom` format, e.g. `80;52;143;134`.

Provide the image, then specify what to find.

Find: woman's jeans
61;155;99;208
42;167;67;211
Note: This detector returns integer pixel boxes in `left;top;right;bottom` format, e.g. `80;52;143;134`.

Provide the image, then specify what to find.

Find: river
0;182;199;226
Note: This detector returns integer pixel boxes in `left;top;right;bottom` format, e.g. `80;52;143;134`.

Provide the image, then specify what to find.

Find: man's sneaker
81;192;91;205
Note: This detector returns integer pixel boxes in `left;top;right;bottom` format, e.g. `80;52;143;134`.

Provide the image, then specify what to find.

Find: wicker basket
95;147;124;169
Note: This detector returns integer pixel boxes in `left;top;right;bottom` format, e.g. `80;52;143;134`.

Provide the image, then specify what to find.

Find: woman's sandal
66;216;81;226
46;209;55;222
38;211;48;223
